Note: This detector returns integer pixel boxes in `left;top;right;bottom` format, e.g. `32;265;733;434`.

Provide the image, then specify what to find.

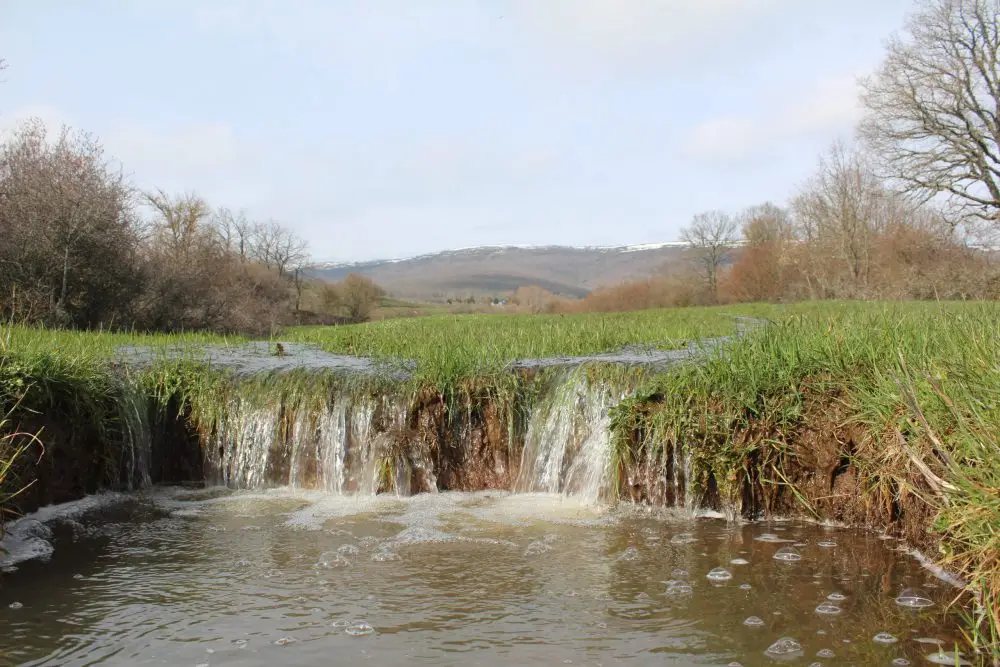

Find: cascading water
208;387;418;496
117;382;153;490
515;368;630;505
202;367;705;511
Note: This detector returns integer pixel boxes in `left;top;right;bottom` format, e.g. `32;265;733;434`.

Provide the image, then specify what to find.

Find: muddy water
0;489;967;667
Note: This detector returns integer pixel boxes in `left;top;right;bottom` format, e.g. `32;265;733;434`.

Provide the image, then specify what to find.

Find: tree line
514;0;1000;313
0;119;383;333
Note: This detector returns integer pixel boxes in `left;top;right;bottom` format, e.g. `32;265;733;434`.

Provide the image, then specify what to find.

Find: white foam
0;492;130;567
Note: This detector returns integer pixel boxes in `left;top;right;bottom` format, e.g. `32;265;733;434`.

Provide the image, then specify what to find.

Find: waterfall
515;368;629;504
117;382;152;490
209;388;416;496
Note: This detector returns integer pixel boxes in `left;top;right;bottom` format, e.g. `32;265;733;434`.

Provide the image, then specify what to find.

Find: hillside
309;243;689;301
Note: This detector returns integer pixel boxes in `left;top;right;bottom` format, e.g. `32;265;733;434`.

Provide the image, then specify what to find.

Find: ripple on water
524;540;553;557
670;533;697;545
664;581;693;596
826;592;847;601
891;659;911;666
816;648;835;658
894;588;933;609
671;568;689;579
273;637;297;646
8;602;22;609
706;567;732;582
765;637;803;659
743;616;765;627
873;632;897;644
773;546;802;562
817;540;837;548
729;558;749;565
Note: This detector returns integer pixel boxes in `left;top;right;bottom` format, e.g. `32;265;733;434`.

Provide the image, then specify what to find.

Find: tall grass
287;307;747;388
613;300;1000;658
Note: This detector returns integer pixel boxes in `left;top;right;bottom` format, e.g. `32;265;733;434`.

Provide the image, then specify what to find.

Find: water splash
515;368;628;504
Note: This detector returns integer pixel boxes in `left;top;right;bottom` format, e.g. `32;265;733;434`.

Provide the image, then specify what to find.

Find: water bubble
337;544;360;557
706;567;732;582
743;616;765;627
765;637;803;659
8;601;22;609
331;619;352;628
371;547;400;562
924;651;970;665
826;592;847;601
273;636;297;646
817;540;837;548
816;649;835;658
814;603;841;615
894;588;933;609
345;622;375;637
670;533;697;545
773;546;802;562
235;558;252;568
618;547;641;561
729;558;749;565
664;581;693;596
873;632;898;644
739;583;752;590
891;659;911;666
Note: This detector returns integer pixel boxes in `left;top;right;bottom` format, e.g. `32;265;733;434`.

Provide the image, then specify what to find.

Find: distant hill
309;243;690;301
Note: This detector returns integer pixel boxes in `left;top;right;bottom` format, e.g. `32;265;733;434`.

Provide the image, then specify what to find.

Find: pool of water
0;488;969;666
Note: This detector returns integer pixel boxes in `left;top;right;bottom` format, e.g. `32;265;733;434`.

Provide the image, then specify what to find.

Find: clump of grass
286;306;747;389
612;300;1000;656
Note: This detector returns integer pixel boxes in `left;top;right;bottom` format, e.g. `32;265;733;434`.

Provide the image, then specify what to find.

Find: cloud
0;104;72;137
683;69;867;163
508;0;792;72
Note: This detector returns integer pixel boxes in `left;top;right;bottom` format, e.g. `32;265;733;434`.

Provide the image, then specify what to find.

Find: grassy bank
608;300;1000;655
0;302;998;655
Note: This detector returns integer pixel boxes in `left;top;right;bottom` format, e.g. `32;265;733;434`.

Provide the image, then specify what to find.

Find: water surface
0;489;966;666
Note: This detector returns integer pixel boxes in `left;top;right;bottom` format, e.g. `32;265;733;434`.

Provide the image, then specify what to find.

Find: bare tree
213;207;256;262
859;0;1000;227
680;210;738;301
791;141;899;292
143;188;211;258
0;119;140;325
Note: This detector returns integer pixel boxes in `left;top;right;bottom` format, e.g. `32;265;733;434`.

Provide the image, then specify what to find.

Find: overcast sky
1;0;915;262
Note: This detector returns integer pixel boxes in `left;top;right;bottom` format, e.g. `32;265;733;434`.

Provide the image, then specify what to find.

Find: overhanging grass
612;300;1000;656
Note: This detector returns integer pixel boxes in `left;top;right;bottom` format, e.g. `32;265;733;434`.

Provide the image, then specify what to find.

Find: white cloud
683;69;867;163
508;0;792;71
0;104;72;137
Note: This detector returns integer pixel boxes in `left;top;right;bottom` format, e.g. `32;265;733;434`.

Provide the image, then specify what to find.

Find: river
0;487;967;666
